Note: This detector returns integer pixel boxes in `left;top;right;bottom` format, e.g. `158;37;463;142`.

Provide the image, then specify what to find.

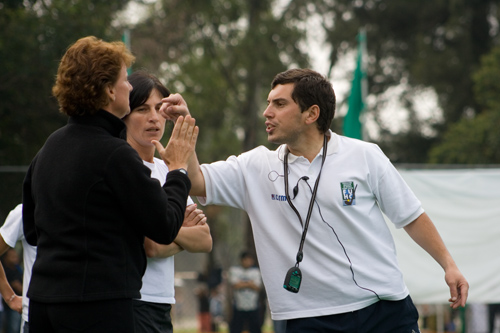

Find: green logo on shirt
341;181;357;206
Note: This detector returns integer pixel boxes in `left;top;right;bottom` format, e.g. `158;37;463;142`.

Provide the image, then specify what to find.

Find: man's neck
287;132;326;163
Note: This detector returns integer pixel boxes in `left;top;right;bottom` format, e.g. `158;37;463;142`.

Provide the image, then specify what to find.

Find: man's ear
304;105;320;125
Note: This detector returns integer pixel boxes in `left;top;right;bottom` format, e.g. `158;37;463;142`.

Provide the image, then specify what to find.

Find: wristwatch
174;168;188;176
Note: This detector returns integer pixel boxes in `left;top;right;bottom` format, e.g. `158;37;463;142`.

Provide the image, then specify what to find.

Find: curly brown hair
52;36;135;116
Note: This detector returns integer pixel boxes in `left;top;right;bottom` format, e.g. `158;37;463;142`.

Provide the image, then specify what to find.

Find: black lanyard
284;135;328;267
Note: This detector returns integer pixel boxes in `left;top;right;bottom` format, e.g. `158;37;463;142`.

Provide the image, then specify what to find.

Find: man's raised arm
159;93;207;197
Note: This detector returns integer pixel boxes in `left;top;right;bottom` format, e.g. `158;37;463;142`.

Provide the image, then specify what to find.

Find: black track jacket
22;110;190;303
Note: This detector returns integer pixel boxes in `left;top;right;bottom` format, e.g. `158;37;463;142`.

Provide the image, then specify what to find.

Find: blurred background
1;0;500;332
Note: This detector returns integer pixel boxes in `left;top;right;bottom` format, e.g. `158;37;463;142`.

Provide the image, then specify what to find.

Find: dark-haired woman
125;70;212;333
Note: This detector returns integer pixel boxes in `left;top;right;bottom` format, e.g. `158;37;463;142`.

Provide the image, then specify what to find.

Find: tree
0;0;131;219
284;0;500;163
428;110;500;164
0;0;131;165
429;45;500;164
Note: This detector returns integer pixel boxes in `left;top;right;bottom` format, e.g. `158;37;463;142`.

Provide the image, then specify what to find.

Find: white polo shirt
139;157;194;304
198;131;423;320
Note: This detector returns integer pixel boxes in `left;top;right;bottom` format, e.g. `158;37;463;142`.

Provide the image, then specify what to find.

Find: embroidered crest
341;181;357;206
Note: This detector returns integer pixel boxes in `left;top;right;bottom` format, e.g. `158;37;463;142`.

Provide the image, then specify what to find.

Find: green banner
343;31;366;140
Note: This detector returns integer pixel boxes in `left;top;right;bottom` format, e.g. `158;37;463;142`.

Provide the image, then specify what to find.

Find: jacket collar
68;109;126;138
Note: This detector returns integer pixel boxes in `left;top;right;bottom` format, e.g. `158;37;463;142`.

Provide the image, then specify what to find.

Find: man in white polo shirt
157;68;469;332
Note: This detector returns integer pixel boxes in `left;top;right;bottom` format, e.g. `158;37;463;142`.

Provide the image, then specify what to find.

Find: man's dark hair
271;68;336;133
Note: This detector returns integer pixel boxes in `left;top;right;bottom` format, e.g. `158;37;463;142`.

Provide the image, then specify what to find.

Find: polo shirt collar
277;130;339;163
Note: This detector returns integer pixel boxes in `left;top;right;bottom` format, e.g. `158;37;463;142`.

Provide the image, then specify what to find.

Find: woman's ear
304;105;320;125
106;84;116;103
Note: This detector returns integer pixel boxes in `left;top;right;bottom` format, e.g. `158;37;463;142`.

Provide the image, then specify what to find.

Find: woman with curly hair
22;36;198;332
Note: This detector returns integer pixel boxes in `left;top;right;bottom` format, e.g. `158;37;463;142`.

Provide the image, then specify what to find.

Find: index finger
161;93;187;106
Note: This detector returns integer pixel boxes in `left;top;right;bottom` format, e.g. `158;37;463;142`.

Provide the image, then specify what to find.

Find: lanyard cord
284;135;328;267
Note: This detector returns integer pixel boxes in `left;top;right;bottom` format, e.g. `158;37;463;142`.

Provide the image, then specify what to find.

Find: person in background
228;251;262;333
22;36;198;332
209;284;225;332
159;68;468;332
195;285;212;333
124;70;212;333
0;204;36;333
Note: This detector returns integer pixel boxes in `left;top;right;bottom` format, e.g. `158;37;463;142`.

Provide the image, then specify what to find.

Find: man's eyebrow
269;97;288;104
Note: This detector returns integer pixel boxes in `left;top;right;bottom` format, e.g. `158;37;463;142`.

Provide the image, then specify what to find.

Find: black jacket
22;110;190;303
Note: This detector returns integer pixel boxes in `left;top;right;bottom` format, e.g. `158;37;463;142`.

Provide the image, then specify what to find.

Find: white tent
387;167;500;304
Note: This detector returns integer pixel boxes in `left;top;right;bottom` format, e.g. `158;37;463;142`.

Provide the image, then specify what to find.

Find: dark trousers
286;296;420;333
489;303;500;333
132;300;173;333
230;307;262;333
29;299;135;333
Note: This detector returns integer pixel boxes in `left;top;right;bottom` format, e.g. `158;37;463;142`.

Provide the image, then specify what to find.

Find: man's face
241;256;254;268
263;83;307;146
